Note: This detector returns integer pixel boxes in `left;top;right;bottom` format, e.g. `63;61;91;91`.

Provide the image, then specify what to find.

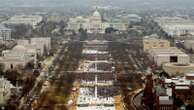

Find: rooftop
148;47;187;56
159;96;173;105
13;45;27;51
0;24;11;30
186;72;194;77
143;37;169;42
165;77;191;86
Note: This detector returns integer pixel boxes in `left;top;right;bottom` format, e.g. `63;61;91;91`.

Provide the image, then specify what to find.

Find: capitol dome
93;10;101;17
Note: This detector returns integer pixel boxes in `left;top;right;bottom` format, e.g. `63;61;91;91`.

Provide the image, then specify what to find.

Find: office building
155;17;194;36
2;15;43;28
143;37;170;52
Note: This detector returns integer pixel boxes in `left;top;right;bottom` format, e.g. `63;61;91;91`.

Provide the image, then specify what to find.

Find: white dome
13;45;27;51
93;10;101;17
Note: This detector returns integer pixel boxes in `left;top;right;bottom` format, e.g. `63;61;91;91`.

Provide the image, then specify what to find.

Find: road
19;44;67;110
132;91;145;110
34;41;83;110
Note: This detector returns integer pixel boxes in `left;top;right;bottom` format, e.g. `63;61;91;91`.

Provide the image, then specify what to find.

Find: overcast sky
1;0;194;10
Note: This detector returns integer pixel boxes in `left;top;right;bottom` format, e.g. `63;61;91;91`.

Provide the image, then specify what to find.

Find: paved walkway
131;89;145;110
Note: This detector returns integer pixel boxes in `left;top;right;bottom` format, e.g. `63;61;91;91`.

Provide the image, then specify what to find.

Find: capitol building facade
67;10;129;34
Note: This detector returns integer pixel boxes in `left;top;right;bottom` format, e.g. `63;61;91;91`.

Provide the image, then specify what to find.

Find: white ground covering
77;88;115;110
77;106;115;110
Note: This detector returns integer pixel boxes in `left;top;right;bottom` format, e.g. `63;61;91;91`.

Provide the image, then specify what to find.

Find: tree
105;27;117;34
188;48;193;54
78;28;87;41
8;24;33;39
25;62;34;69
159;71;170;78
175;97;184;107
0;63;5;74
186;105;194;110
58;20;66;28
43;44;48;56
5;69;21;86
32;21;57;37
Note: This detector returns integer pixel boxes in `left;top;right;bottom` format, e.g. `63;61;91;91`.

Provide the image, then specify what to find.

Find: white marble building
2;15;43;28
67;9;129;34
0;45;36;70
0;37;51;70
143;37;170;52
154;17;194;36
148;47;190;66
17;37;51;55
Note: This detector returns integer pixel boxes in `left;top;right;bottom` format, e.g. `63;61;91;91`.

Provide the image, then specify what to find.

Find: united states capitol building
67;9;129;34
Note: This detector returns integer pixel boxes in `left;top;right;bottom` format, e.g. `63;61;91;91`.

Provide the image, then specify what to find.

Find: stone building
67;9;129;34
